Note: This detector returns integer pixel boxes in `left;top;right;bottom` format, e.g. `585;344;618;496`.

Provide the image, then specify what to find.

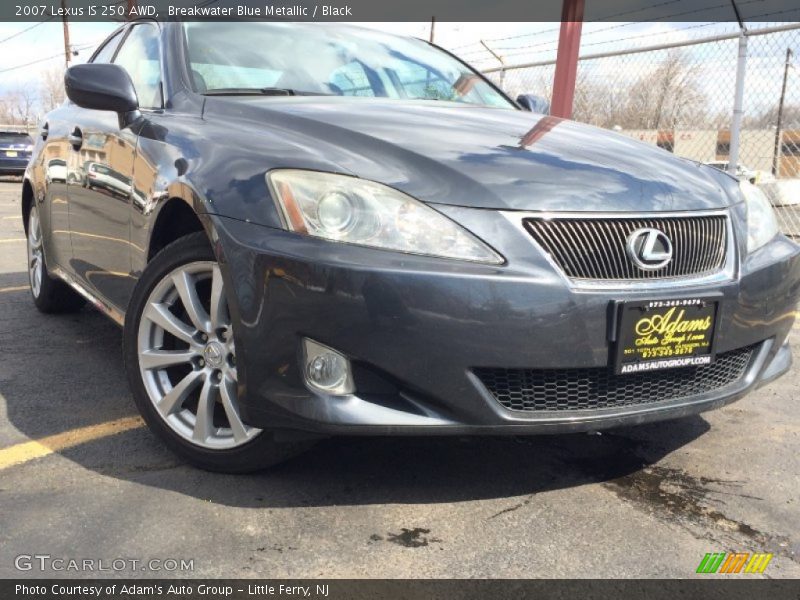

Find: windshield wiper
202;87;332;97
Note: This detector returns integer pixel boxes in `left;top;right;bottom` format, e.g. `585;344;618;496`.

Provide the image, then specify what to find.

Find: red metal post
550;0;584;119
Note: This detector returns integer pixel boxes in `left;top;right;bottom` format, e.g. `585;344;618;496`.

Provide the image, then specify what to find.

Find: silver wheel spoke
209;265;227;330
138;260;261;450
220;378;248;443
28;209;43;298
140;349;197;370
173;270;211;333
145;302;197;346
157;369;203;417
193;377;216;443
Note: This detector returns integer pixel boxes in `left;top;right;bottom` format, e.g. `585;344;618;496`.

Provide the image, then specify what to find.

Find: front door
66;22;163;311
66;106;137;310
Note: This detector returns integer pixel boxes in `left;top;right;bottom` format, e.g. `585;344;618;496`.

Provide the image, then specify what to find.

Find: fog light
302;338;355;395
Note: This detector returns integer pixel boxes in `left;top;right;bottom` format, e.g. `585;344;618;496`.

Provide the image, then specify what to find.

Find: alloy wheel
137;261;260;449
27;206;43;298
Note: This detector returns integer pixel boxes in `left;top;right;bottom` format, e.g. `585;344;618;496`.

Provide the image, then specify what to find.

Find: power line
595;0;684;21
456;18;755;64
495;22;723;61
0;17;55;46
0;42;98;74
461;0;765;50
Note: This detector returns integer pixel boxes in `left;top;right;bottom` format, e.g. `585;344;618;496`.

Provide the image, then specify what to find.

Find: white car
705;161;775;185
84;162;130;196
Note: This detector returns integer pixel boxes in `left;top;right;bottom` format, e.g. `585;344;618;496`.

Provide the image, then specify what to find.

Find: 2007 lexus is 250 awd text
21;20;800;471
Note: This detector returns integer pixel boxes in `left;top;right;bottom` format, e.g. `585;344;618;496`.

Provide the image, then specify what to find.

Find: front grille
523;214;727;280
475;345;755;413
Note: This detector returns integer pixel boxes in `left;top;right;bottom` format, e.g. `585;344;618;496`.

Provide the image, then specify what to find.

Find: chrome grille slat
704;218;714;271
523;214;728;281
537;220;576;275
569;220;603;277
665;218;675;276
694;217;705;274
587;220;617;278
705;218;714;272
561;221;593;276
677;218;688;275
613;219;633;279
715;218;726;266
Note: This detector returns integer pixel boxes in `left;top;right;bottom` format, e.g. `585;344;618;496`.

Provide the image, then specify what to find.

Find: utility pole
60;0;71;67
772;47;793;177
728;0;747;177
481;40;506;87
429;17;435;43
128;0;138;18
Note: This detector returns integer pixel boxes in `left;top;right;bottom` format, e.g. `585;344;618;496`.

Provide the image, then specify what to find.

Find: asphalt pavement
0;177;798;578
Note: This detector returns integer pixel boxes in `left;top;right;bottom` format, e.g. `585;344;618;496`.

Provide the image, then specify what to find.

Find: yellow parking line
0;416;144;470
2;215;18;220
0;238;25;243
0;285;28;293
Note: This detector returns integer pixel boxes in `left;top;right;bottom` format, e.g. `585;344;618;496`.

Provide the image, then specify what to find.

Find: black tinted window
0;133;33;145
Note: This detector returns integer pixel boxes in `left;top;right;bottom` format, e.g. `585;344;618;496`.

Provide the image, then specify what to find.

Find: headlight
741;181;779;253
267;170;503;264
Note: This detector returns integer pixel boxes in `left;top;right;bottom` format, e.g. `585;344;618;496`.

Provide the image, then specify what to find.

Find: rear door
36;115;73;270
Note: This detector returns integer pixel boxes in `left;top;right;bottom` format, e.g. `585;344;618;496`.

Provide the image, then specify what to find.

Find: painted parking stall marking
0;416;144;470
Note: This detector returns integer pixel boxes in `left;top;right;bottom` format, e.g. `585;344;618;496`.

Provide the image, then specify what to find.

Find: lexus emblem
626;228;673;270
203;342;225;368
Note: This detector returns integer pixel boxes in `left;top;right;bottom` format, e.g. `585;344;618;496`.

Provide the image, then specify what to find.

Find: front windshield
184;22;514;109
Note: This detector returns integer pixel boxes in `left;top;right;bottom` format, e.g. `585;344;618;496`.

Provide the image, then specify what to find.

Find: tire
123;232;314;473
27;204;85;313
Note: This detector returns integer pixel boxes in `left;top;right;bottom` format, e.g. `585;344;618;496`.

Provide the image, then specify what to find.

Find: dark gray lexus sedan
22;20;800;471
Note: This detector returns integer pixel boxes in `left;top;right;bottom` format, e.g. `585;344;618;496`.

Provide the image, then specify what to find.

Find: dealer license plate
5;151;18;157
615;298;718;374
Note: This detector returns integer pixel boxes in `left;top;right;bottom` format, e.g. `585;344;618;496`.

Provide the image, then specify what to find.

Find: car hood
210;97;734;212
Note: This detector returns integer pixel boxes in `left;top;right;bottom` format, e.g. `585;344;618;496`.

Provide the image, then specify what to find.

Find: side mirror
516;94;550;114
65;63;139;114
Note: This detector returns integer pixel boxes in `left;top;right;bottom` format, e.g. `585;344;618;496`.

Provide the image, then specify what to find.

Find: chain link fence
475;23;800;239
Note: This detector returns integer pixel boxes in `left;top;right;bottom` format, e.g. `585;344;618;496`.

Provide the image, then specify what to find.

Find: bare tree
0;94;13;124
40;66;66;113
619;50;708;129
7;86;39;126
0;87;38;126
743;104;800;129
572;73;630;129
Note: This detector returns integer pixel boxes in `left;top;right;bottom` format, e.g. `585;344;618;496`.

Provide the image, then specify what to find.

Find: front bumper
0;156;30;175
211;207;800;436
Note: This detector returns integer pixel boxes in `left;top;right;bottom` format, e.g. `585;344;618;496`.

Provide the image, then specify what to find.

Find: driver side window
113;24;163;110
330;62;375;97
390;60;452;101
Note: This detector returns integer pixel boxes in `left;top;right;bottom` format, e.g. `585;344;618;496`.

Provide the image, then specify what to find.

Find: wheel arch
21;179;34;235
146;196;208;262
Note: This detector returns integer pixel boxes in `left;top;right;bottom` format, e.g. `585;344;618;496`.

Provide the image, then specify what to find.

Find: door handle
68;128;83;150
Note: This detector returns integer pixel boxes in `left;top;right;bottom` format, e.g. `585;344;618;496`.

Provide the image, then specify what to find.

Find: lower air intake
474;345;756;413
